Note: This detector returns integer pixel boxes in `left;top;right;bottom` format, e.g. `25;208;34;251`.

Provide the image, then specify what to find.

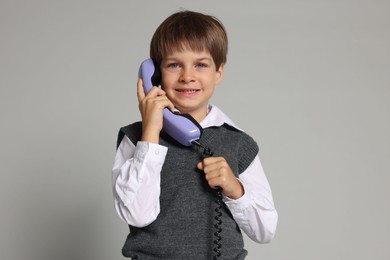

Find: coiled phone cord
192;140;222;259
213;189;223;259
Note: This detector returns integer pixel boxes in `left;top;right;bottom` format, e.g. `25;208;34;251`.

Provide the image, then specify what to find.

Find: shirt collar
199;104;244;132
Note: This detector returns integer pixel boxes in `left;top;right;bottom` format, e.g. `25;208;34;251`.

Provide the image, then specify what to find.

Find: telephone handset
138;58;222;259
138;59;202;146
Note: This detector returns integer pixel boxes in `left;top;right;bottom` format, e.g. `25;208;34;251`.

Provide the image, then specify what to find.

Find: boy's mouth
175;88;200;93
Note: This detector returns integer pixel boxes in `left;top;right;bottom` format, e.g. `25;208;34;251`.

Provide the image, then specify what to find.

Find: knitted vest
116;122;259;260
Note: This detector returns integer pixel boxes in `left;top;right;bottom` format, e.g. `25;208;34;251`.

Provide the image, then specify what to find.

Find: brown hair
150;10;228;70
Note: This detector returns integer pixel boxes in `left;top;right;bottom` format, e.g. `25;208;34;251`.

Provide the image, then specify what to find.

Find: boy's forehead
166;41;210;56
165;45;212;58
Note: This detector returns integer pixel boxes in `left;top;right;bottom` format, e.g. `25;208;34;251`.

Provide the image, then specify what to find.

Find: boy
112;10;277;259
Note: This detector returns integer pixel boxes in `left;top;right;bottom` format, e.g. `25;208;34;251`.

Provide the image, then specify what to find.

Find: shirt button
155;149;160;155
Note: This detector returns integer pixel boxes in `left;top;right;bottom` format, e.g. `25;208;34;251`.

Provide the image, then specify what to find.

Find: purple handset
138;59;202;146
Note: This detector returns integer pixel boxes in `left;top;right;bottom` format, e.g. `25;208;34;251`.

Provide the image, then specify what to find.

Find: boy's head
150;10;228;70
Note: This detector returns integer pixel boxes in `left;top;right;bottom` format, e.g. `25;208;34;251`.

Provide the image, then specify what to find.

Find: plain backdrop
1;0;389;259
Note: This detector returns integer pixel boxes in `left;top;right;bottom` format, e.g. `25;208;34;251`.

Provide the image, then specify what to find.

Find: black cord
213;189;223;259
192;140;222;259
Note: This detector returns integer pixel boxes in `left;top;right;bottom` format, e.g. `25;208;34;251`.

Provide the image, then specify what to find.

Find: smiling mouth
176;89;200;93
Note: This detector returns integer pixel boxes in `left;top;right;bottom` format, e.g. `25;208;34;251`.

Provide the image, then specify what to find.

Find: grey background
1;0;389;259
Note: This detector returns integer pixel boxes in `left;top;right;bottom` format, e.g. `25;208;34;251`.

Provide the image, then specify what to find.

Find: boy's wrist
141;129;160;144
224;179;244;200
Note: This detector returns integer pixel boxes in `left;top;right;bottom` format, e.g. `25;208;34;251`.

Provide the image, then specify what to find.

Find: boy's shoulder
211;123;258;147
116;121;142;149
204;124;259;173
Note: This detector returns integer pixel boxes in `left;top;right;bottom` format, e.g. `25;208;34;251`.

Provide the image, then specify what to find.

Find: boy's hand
197;157;244;200
137;79;175;144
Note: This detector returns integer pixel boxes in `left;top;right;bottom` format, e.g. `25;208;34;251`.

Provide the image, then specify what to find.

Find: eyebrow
163;57;212;63
196;57;212;62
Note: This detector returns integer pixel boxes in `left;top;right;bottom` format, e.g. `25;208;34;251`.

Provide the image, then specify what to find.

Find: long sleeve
223;155;278;243
112;136;167;227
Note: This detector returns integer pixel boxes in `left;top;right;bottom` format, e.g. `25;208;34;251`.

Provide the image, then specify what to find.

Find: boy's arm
137;78;174;144
111;79;173;226
223;155;278;243
112;136;167;227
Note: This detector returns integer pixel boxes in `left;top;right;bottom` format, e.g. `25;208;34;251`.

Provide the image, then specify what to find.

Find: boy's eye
168;63;180;68
196;63;208;68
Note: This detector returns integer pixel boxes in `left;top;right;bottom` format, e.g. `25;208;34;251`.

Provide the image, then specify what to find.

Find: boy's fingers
147;88;175;112
167;100;175;112
197;161;203;170
137;78;145;102
138;78;175;113
202;157;223;168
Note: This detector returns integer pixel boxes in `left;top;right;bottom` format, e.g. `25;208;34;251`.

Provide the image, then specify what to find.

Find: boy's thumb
197;161;204;170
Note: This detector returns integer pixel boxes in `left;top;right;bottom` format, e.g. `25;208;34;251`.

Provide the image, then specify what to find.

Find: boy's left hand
197;157;244;200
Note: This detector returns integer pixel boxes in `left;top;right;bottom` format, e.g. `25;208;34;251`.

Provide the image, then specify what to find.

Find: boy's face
160;48;224;122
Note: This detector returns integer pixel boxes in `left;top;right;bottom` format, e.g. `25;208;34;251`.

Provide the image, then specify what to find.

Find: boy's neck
181;106;208;123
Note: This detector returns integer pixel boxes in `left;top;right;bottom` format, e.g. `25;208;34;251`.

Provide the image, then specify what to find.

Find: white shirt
112;105;278;243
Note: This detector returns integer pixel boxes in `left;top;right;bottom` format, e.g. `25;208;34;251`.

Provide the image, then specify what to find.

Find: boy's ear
215;63;224;85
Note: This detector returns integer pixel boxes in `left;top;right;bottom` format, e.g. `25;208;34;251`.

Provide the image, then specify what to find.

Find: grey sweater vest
117;122;259;260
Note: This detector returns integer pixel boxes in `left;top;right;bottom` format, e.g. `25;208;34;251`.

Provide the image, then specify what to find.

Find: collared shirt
112;105;278;243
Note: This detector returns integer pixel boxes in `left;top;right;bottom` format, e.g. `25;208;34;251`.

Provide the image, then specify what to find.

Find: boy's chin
174;105;207;118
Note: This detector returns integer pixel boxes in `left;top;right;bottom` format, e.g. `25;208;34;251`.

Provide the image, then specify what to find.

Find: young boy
112;10;277;259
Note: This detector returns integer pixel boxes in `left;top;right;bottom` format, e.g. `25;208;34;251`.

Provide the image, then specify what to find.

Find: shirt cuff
134;141;168;164
223;180;251;214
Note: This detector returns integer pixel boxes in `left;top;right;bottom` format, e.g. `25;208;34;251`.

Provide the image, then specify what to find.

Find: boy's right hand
137;78;175;144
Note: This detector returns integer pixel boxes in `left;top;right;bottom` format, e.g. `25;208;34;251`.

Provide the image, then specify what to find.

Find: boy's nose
179;68;195;83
